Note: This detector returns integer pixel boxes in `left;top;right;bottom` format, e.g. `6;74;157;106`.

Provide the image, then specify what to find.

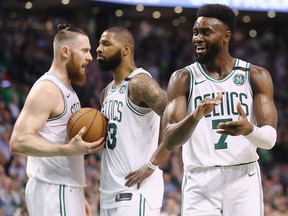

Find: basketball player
125;4;278;216
9;24;105;216
96;27;167;216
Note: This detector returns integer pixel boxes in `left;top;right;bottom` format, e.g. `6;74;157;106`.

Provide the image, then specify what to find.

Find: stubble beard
195;44;220;64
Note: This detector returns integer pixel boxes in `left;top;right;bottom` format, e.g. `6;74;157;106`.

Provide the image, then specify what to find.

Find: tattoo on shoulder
130;75;167;115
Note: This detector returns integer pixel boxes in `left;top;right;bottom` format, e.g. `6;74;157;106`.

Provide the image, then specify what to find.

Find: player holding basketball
125;4;278;216
9;24;105;216
96;27;167;216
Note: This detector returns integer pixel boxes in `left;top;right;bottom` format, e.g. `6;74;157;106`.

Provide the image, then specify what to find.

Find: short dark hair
105;27;135;51
197;4;236;34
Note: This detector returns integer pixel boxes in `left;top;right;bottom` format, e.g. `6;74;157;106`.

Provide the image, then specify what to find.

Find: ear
122;45;130;56
224;31;232;43
61;46;70;58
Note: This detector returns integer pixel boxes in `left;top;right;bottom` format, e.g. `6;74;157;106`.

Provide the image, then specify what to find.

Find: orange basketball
67;107;107;142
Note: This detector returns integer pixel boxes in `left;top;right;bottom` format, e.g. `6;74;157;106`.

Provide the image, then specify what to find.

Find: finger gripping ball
67;107;107;142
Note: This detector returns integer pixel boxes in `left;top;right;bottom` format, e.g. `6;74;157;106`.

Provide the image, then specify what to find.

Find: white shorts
182;161;263;216
100;192;161;216
25;177;85;216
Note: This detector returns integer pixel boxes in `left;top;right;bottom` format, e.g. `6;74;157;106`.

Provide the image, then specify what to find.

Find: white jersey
183;59;257;170
26;72;85;187
100;68;164;209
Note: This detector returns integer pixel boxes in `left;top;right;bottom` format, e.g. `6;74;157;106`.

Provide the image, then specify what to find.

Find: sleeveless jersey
183;58;258;171
100;68;164;209
26;72;85;187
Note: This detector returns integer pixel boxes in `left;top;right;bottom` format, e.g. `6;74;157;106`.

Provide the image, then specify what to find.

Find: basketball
67;107;107;142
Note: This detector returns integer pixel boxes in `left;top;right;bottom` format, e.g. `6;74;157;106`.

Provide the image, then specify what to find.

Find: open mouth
196;46;206;54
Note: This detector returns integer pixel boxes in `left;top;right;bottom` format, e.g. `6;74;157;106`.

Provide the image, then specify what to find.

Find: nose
96;44;102;54
193;34;203;44
87;52;93;61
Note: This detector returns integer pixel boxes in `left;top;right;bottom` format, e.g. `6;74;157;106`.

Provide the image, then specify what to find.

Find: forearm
244;124;277;149
10;133;68;157
149;142;172;167
164;113;199;150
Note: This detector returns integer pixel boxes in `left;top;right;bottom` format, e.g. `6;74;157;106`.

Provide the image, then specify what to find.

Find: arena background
1;0;288;215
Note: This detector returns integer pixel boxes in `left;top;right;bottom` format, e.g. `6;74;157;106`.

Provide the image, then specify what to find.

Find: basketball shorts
182;161;263;216
25;177;85;216
100;191;161;216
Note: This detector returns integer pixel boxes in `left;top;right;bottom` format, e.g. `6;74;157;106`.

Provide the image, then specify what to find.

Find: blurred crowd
1;6;288;216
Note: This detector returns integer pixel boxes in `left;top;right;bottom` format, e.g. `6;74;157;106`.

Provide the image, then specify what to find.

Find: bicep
162;69;190;128
251;65;278;128
13;83;61;135
130;75;167;116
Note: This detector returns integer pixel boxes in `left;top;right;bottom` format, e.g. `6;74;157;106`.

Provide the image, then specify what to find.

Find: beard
195;43;220;64
66;52;86;86
97;50;122;71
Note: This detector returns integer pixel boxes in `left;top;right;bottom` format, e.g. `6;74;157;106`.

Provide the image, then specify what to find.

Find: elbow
9;136;24;155
10;139;19;154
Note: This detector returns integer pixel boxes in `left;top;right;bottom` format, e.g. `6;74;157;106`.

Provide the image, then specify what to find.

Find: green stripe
257;165;264;216
48;92;67;121
126;95;145;116
59;185;66;216
214;160;256;167
139;194;147;216
63;186;66;216
59;186;62;216
185;66;194;107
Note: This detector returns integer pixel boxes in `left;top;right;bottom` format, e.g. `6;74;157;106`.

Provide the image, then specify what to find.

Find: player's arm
250;65;277;128
125;68;221;188
162;68;222;150
217;65;277;149
10;81;104;157
125;70;186;188
128;73;167;116
99;88;105;107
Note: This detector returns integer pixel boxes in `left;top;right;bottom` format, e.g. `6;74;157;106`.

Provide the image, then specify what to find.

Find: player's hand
125;164;154;189
193;92;222;120
216;101;253;136
66;127;106;155
85;199;92;216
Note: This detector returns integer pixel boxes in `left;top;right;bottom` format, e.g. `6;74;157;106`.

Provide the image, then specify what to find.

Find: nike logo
195;80;207;85
248;172;256;177
66;93;71;98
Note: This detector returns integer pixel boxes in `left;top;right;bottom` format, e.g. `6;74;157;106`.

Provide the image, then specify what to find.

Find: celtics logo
233;74;246;86
119;84;127;94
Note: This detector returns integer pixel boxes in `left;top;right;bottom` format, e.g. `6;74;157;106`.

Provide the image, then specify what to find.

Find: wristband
244;124;277;150
147;160;158;171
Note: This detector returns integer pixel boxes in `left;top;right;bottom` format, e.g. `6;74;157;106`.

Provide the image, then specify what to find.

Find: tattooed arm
128;73;167;116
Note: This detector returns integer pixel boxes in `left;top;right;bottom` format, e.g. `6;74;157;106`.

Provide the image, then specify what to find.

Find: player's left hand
125;164;154;189
216;101;253;136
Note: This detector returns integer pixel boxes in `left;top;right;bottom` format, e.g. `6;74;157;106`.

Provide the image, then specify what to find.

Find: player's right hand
67;127;106;155
193;92;222;120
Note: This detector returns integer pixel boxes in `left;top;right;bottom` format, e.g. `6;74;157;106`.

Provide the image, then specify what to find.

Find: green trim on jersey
197;58;240;83
126;93;146;116
185;66;194;107
35;78;67;122
48;90;68;121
